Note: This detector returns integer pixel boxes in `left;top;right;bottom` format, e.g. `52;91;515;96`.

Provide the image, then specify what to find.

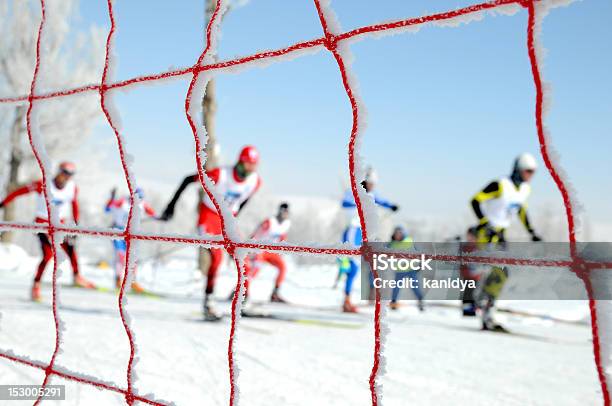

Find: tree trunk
202;79;218;170
198;81;217;274
1;106;26;243
198;0;220;275
202;0;219;171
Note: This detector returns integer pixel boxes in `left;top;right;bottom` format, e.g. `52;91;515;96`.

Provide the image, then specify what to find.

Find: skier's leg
262;252;287;302
480;294;498;331
341;225;361;312
481;266;509;299
408;270;425;311
64;238;95;288
205;247;224;295
115;250;127;288
62;239;78;276
34;234;53;282
391;271;405;303
343;259;359;312
461;283;477;316
479;266;509;330
130;266;145;293
334;257;350;288
113;240;127;288
344;259;359;296
202;247;224;321
406;270;423;301
262;252;285;287
32;234;53;300
473;231;509;329
227;254;256;303
390;271;423;311
248;257;261;279
460;256;478;315
198;212;224;321
123;241;144;293
390;271;404;310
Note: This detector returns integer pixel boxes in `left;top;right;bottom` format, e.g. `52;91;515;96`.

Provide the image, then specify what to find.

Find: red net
0;0;609;405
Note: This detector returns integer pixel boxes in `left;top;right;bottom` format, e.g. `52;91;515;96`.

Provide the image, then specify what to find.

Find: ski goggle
60;168;75;176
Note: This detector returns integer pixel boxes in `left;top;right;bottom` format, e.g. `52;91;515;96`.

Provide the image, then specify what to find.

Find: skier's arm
237;199;249;214
160;174;198;221
237;177;261;215
373;194;399;212
519;205;541;241
341;191;357;209
72;186;80;224
342;190;398;211
0;181;42;208
104;188;118;213
251;219;270;239
471;181;502;225
237;198;251;214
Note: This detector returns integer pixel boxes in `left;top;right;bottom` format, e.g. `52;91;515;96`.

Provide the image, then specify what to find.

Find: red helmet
238;145;259;165
59;161;76;175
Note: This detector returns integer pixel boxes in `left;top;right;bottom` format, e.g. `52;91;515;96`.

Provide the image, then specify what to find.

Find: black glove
0;201;4;209
159;206;175;222
390;204;399;212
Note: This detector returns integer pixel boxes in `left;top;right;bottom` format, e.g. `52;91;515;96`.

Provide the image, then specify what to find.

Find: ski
240;309;364;329
58;283;166;299
187;311;226;323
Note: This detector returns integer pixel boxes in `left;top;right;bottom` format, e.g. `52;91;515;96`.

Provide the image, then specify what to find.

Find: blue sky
71;0;611;239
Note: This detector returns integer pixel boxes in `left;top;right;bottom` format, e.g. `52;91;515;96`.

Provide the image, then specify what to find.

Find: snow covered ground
0;242;603;405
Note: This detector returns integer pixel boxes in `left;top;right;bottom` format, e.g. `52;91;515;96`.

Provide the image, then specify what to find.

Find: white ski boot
203;294;222;322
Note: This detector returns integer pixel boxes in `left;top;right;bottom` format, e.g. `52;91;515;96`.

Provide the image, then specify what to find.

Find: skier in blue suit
338;167;398;312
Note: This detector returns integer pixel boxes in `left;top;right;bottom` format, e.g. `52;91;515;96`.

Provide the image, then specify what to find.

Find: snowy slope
0;243;602;405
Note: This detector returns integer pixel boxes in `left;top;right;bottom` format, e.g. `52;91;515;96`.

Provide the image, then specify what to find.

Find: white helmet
364;166;378;184
515;153;538;172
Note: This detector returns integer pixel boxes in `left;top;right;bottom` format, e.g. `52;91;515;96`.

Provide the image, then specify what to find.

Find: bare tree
201;0;250;170
0;0;105;242
198;0;219;274
197;0;248;272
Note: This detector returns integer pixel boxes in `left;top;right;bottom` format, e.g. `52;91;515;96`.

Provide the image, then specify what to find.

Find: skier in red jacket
0;162;96;301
